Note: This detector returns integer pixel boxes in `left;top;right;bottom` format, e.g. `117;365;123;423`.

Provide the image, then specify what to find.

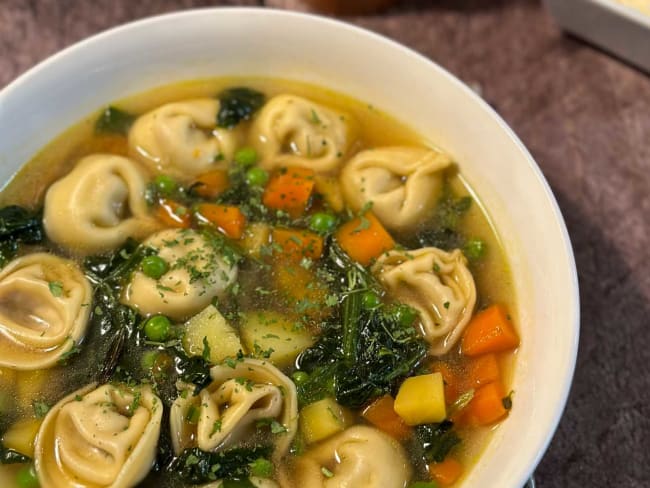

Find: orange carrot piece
464;382;508;426
192;170;229;199
461;304;520;357
361;395;412;441
335;212;395;266
271;228;323;261
467;353;500;388
194;203;246;239
428;457;463;486
431;361;462;404
263;167;315;218
156;199;191;228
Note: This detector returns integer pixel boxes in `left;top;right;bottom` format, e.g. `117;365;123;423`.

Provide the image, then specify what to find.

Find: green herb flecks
32;400;50;419
167;445;272;484
48;281;63;297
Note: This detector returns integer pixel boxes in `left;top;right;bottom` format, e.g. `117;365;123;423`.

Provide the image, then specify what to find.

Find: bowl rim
0;6;580;486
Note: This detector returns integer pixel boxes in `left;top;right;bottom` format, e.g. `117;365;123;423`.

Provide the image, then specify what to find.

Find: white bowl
0;8;579;487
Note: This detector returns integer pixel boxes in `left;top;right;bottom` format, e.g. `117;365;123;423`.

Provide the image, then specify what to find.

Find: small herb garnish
48;281;63;297
32;400;50;419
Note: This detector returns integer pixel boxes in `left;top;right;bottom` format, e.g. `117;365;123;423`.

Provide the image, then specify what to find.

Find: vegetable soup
0;78;519;488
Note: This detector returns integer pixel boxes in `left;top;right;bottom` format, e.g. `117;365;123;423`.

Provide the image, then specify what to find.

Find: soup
0;78;519;488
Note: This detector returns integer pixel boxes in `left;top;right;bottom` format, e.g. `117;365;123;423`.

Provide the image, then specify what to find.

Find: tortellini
372;247;477;355
0;253;91;370
250;94;356;173
128;98;240;180
43;154;159;255
122;229;238;321
34;383;162;488
286;426;411;488
170;358;297;462
340;147;451;232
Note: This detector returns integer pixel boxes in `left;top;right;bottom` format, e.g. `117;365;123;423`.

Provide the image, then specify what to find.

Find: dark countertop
1;0;649;486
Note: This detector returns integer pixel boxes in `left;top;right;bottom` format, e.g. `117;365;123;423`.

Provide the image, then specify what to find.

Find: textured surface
1;0;649;486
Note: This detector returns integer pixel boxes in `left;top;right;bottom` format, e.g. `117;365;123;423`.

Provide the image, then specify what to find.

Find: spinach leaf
0;206;43;266
174;352;213;394
217;87;266;128
414;420;461;464
417;189;472;251
0;442;30;464
168;446;272;484
296;262;427;408
83;239;152;383
222;479;257;488
95;106;135;135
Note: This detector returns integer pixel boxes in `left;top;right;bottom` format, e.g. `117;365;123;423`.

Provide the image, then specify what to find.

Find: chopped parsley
48;281;63;297
32;400;50;419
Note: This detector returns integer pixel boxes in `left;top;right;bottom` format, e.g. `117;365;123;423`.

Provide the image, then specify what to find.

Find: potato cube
240;311;315;369
394;372;446;425
1;418;42;457
300;397;351;444
240;222;271;259
182;305;243;363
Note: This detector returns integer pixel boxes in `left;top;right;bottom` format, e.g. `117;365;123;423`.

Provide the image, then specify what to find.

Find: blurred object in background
264;0;398;15
544;0;650;74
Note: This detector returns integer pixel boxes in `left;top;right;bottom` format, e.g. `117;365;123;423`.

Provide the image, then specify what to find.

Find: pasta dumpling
128;98;240;180
43;154;159;255
340;147;451;232
170;358;297;462
122;229;238;321
0;253;91;370
250;94;356;173
372;247;476;355
286;426;410;488
34;383;162;488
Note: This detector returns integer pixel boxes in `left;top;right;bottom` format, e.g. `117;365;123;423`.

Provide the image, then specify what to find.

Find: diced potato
240;222;271;259
15;370;47;411
1;418;42;457
300;397;351;444
240;311;315;368
182;305;243;363
314;175;344;212
394;372;446;425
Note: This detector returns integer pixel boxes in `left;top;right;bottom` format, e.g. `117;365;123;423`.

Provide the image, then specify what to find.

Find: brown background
1;0;649;486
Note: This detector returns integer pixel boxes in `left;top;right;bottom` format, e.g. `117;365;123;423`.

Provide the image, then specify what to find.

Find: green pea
246;167;269;187
144;315;171;342
153;174;177;195
361;290;381;310
392;304;418;328
234;147;258;166
291;371;309;385
141;255;169;279
464;238;486;260
15;464;39;488
309;212;337;234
